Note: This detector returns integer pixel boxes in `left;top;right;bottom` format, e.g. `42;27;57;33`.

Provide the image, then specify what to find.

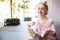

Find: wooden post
10;0;12;18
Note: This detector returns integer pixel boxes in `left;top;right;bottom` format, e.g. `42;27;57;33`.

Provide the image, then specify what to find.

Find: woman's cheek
38;10;40;14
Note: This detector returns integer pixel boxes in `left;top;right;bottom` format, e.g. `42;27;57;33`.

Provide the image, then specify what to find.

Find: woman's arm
28;28;36;38
43;30;58;40
28;28;42;40
27;22;36;38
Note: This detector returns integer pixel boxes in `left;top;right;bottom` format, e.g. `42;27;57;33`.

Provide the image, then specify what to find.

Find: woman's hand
28;28;42;39
28;27;36;38
27;24;31;28
27;23;42;39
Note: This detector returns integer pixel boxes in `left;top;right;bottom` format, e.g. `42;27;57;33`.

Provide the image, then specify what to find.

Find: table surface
0;22;32;40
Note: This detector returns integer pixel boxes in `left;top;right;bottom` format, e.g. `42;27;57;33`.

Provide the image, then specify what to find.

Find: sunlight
0;1;10;22
0;0;47;22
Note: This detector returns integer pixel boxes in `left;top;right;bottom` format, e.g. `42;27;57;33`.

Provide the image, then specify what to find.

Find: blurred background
0;0;60;40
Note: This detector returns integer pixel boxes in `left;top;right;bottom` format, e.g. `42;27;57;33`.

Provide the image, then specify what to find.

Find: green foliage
1;0;5;2
23;0;29;3
6;18;20;22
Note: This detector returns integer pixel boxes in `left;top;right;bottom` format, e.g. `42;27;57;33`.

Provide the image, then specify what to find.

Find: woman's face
38;4;47;16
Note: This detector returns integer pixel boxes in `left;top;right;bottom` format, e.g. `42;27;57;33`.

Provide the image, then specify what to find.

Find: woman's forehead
38;4;45;8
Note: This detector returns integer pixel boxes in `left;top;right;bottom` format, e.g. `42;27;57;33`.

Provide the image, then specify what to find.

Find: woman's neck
39;16;47;22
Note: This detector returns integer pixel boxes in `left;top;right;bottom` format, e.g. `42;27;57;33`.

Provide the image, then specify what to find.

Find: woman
27;2;58;40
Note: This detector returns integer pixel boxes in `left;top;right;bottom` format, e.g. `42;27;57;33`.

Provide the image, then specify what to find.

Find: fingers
27;24;31;28
28;30;36;38
27;22;31;28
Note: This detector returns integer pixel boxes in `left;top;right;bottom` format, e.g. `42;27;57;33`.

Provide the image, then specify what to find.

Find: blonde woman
27;2;58;40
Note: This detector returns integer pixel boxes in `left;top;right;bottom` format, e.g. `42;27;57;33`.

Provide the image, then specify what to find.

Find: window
0;0;47;21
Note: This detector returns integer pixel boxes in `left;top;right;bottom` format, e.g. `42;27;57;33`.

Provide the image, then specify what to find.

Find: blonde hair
38;1;48;15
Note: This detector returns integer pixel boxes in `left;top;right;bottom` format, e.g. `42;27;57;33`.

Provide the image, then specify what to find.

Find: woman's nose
39;9;41;12
38;8;42;12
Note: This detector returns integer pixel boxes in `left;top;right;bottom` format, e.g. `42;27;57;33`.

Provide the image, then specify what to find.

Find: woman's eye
38;8;45;10
41;8;45;10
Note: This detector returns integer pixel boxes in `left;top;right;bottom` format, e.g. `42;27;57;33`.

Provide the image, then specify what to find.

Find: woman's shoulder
47;18;54;22
47;18;55;25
